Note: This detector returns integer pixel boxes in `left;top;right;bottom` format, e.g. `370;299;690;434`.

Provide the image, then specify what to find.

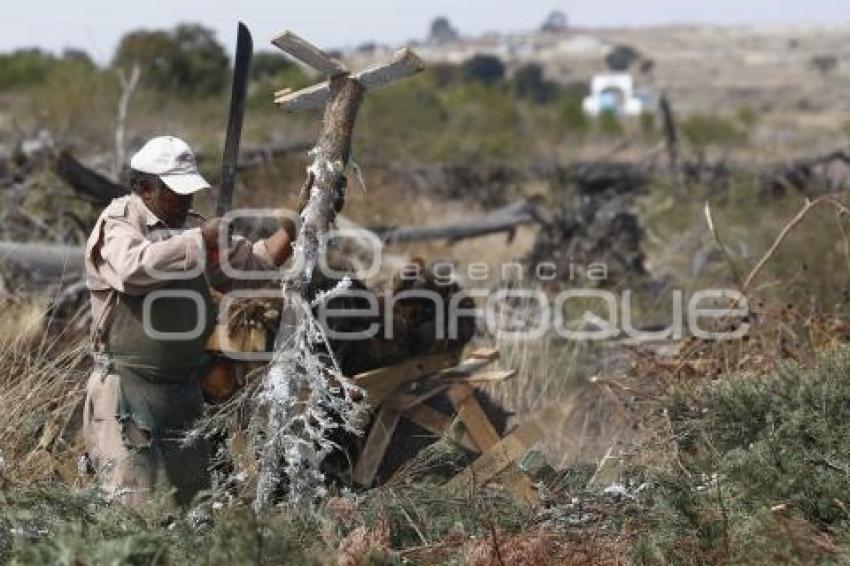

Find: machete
216;22;253;217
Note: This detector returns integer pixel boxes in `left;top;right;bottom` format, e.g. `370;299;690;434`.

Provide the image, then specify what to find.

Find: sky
3;0;850;62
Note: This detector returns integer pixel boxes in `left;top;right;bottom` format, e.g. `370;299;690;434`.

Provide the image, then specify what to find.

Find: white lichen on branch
253;149;365;510
311;276;353;308
254;291;365;509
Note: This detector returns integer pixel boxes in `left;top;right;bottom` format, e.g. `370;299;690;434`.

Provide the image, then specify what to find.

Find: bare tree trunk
659;94;680;191
114;65;141;179
255;76;366;510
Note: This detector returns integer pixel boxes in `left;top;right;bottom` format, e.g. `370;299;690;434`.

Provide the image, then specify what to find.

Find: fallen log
54;140;314;205
228;139;314;170
0;241;85;283
371;198;548;244
53;151;128;203
761;150;850;196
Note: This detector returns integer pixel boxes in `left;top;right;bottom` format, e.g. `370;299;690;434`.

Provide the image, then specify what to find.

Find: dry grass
0;297;47;345
0;307;90;484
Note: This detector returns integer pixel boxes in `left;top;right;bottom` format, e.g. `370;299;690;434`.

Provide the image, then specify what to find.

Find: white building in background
582;73;645;117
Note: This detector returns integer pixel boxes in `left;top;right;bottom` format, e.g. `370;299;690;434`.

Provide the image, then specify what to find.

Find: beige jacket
85;193;274;348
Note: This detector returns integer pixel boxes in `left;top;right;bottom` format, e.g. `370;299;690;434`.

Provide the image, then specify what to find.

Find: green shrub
461;54;506;86
250;51;295;81
512;63;559;104
557;84;590;136
0;48;93;91
640;111;656;135
681;114;746;150
735;106;759;128
359;72;525;161
20;61;118;142
638;349;850;563
247;63;312;111
598;110;624;136
605;45;642;72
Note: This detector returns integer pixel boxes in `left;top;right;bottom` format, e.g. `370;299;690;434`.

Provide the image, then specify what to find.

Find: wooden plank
386;386;451;412
275;48;425;112
447;384;502;450
403;404;478;452
498;467;540;503
440;356;499;380
452;369;516;385
272;30;347;76
352;405;401;487
384;368;513;413
446;405;565;493
469;346;500;360
447;383;543;501
356;48;425;90
385;368;511;412
273;81;328;113
353;350;460;407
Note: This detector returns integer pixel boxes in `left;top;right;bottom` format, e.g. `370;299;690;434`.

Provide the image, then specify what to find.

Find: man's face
139;179;192;228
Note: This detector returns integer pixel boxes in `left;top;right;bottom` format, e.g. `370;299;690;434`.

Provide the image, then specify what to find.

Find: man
83;136;293;507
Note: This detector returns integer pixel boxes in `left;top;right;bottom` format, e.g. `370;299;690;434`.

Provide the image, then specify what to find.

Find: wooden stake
353;350;460;407
446;405;566;495
275;48;425;112
352;405;401;486
272;30;347;77
403;404;478;452
447;383;538;501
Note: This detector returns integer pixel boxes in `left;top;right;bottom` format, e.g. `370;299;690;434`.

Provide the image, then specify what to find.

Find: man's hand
201;217;225;251
265;222;294;267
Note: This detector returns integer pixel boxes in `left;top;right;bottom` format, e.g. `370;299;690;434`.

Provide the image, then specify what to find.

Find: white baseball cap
129;136;211;195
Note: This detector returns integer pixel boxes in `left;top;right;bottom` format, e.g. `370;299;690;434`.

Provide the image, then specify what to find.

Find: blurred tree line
0;48;94;89
0;21;684;164
0;23;309;97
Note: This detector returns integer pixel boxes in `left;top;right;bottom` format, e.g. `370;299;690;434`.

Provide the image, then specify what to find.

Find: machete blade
217;21;253;217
